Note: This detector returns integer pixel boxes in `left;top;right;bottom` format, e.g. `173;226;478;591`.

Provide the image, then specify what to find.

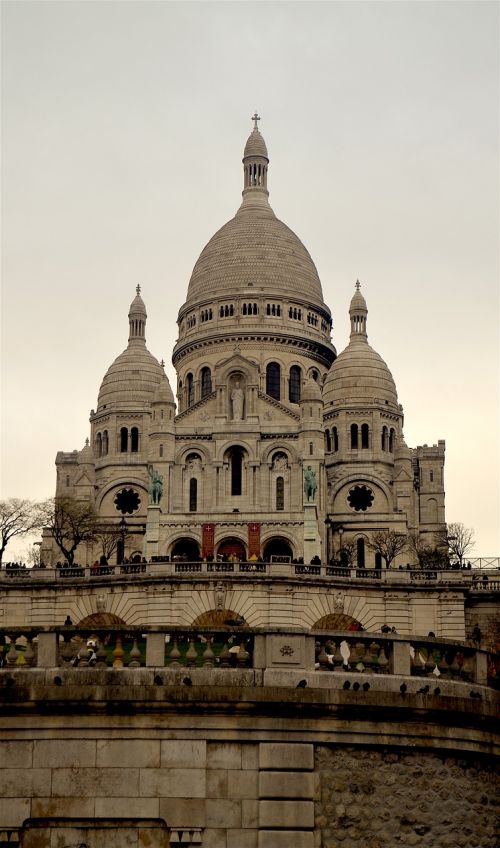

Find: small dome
301;378;323;402
323;338;398;410
97;346;165;411
350;281;367;313
244;128;268;159
153;374;175;405
129;284;147;318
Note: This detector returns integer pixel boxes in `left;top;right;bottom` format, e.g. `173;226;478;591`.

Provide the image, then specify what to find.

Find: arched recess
217;538;247;560
171;538;200;560
263;537;293;560
311;613;363;632
192;609;248;626
78;612;128;628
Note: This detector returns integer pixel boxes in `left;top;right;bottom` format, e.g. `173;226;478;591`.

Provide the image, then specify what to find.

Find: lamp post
119;517;127;565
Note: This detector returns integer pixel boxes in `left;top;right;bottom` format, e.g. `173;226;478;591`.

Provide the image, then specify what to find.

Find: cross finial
136;283;141;295
252;111;260;130
355;279;361;291
160;359;165;368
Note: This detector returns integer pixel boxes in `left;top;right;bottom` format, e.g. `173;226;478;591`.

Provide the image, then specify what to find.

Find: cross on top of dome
136;283;141;295
252;111;261;129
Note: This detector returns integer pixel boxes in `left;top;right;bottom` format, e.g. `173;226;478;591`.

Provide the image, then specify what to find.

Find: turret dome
96;289;172;412
323;283;399;411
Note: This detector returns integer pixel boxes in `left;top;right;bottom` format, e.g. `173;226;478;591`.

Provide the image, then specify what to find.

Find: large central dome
185;196;325;306
182;119;327;310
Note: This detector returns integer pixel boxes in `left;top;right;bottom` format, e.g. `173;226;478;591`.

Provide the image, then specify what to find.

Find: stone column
303;503;321;563
146;504;161;560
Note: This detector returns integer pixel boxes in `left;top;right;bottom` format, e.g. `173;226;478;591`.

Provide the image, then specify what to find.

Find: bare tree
435;522;475;565
94;523;130;563
368;530;407;568
0;498;45;564
408;532;444;570
338;539;357;567
41;498;97;566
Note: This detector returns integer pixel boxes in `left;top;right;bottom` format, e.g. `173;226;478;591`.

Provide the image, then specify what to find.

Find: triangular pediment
393;466;413;482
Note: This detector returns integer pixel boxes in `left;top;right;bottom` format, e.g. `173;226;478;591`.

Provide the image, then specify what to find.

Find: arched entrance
312;613;364;632
263;537;293;560
217;538;246;561
171;538;200;561
78;612;128;628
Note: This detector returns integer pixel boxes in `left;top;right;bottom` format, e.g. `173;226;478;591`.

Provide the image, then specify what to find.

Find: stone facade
42;119;445;570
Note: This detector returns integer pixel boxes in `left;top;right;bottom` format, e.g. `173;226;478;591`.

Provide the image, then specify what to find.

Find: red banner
202;524;215;559
247;522;261;559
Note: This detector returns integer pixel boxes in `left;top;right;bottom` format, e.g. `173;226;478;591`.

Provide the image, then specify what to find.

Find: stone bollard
37;632;58;667
146;633;166;667
390;640;411;676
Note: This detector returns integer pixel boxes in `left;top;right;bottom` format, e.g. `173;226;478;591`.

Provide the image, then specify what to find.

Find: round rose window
347;485;374;512
114;488;141;514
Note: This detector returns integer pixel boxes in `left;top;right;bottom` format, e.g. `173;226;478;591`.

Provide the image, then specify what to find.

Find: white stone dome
323;283;399;411
185;202;326;306
97;289;172;412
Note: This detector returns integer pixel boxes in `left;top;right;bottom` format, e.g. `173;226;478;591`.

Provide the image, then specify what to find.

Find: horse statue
303;466;317;502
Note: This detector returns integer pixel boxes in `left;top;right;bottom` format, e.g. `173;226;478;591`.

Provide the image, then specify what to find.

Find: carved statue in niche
272;453;288;471
230;378;245;420
214;581;226;611
187;454;202;470
303;466;317;502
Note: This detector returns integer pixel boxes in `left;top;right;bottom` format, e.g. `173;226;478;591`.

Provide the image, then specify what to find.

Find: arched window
266;362;281;400
325;429;331;452
159;444;163;458
120;427;128;453
276;476;285;511
332;426;339;452
131;427;139;453
350;423;358;449
102;430;108;456
375;552;382;569
230;447;243;496
242;303;247;315
381;426;388;451
201;367;212;399
289;365;301;403
187;373;194;407
189;478;198;512
357;538;365;568
96;432;102;457
361;423;369;449
389;428;395;452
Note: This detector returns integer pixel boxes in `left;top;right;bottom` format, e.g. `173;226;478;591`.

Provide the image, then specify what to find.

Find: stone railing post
253;635;267;669
390;640;411;676
146;633;166;667
37;632;58;667
473;650;488;686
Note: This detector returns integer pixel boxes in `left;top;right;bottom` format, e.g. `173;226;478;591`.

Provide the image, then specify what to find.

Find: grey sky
1;0;498;556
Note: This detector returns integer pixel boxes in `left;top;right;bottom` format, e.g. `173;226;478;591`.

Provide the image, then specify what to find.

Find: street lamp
119;517;127;564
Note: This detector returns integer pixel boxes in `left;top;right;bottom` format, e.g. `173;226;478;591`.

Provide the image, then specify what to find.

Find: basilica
44;118;446;568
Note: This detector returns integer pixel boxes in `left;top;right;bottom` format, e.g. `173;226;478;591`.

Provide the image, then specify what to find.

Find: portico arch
217;538;246;560
263;537;294;560
170;538;201;560
312;613;364;632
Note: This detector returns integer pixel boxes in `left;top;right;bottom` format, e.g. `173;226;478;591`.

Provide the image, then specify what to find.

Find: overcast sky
1;0;498;557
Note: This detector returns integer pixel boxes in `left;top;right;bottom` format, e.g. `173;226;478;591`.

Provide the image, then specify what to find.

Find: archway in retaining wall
78;612;128;628
312;613;364;632
192;609;248;626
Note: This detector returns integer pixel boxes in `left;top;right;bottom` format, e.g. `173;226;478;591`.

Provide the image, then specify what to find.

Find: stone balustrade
1;560;499;587
0;627;497;692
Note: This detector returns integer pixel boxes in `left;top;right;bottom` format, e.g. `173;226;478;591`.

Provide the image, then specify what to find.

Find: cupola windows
266;303;281;316
382;426;395;452
242;302;258;315
119;427;139;454
289;306;302;320
96;431;109;457
307;312;318;327
351;423;370;450
200;309;213;322
219;304;234;317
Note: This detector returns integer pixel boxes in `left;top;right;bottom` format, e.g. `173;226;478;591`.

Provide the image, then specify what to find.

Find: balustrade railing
1;560;499;586
0;627;497;691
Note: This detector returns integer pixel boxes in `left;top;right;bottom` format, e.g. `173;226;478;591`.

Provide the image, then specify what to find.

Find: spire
349;280;368;340
242;112;269;197
128;285;147;345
